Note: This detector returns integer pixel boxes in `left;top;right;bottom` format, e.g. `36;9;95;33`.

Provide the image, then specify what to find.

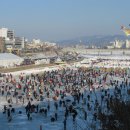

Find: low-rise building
125;40;130;48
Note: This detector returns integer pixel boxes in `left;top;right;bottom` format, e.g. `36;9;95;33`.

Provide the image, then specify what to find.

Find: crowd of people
0;66;130;130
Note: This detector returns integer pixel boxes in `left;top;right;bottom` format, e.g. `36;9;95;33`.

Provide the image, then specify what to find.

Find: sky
0;0;130;41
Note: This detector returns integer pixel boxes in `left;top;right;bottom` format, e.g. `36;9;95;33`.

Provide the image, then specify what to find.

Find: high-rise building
0;28;14;40
0;28;8;38
0;37;5;52
0;28;26;52
14;37;26;49
7;30;14;40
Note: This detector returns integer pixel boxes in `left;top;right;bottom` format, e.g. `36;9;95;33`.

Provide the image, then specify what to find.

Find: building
75;44;86;49
14;37;26;49
108;40;124;49
0;28;15;52
0;37;5;53
5;39;14;52
0;28;14;40
107;45;114;49
32;39;41;45
35;58;50;65
0;28;8;38
45;41;56;46
7;30;14;40
0;27;26;52
125;40;130;48
114;40;122;48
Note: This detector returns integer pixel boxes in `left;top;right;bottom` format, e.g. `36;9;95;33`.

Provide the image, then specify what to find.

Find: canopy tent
0;53;24;68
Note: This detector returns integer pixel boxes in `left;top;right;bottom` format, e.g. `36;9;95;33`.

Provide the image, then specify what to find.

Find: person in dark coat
63;119;66;130
27;112;30;120
7;109;10;118
44;109;47;117
47;104;50;111
84;111;87;120
55;112;57;121
36;105;39;113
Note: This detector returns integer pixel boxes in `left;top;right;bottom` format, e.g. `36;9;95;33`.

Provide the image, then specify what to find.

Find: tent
0;53;24;68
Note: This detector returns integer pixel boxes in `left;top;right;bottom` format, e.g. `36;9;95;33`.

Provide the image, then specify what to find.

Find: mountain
57;35;130;47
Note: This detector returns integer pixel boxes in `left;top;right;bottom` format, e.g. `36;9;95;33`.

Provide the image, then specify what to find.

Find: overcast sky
0;0;130;41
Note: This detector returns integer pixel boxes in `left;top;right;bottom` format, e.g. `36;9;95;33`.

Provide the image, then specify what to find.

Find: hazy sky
0;0;130;41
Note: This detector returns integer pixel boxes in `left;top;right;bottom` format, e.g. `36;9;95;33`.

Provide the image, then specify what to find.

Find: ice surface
0;56;130;130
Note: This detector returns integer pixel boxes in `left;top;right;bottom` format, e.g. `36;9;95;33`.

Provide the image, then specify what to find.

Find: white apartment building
15;37;26;49
0;28;15;51
0;28;8;38
0;28;26;51
0;28;14;40
32;39;41;45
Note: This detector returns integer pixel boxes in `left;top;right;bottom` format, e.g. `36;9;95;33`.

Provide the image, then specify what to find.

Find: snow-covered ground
77;54;130;68
1;55;130;130
0;78;129;130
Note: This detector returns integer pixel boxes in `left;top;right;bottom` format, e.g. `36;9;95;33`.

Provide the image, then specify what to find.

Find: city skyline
0;0;130;41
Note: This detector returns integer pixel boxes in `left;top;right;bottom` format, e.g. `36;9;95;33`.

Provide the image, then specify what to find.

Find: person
55;112;57;121
87;103;90;110
72;112;77;122
54;102;58;110
23;97;24;104
7;109;11;118
81;93;84;100
2;90;4;96
94;113;97;121
65;108;69;119
59;100;62;107
25;105;29;114
47;104;50;111
63;119;66;130
87;95;90;101
11;108;15;113
8;115;12;122
3;105;7;113
36;105;39;113
63;101;66;107
30;113;32;120
51;116;55;122
27;112;30;120
44;109;47;117
84;111;87;120
28;101;31;112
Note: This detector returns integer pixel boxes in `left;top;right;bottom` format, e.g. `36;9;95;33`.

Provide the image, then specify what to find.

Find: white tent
0;53;24;68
